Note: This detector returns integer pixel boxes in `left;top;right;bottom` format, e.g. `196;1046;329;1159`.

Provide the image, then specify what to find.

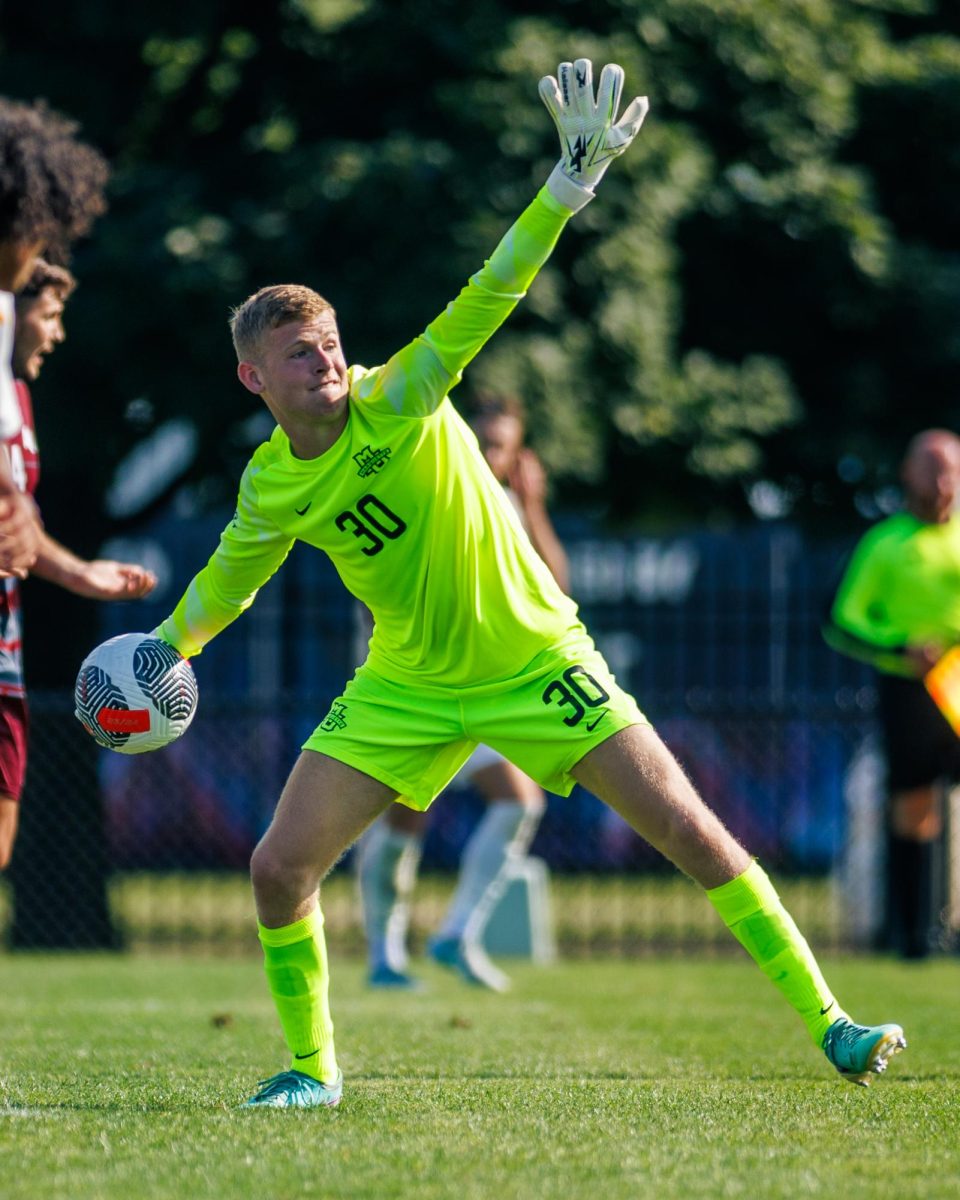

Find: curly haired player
0;260;155;868
0;96;108;576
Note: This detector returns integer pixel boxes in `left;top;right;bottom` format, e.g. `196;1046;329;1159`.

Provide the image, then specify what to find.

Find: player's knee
250;841;298;899
523;775;547;811
480;761;544;812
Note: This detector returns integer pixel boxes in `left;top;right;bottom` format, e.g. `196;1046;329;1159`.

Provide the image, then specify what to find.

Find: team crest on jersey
319;701;348;732
353;444;391;477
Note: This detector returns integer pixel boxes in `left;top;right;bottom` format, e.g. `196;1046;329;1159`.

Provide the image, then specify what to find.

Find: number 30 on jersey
335;493;407;557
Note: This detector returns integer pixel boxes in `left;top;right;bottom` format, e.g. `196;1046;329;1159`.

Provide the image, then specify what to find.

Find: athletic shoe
245;1069;343;1108
822;1018;907;1086
428;935;511;993
368;963;422;990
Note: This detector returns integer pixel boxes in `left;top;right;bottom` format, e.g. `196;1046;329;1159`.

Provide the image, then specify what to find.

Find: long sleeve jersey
158;185;583;688
825;511;960;676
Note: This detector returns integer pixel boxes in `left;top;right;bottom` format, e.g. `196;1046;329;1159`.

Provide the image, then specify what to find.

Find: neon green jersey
158;185;583;687
825;511;960;676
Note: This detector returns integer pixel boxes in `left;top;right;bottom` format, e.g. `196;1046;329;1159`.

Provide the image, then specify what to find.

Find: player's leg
430;750;544;991
573;724;905;1084
0;795;18;870
888;784;941;958
247;749;397;1107
357;802;427;987
878;673;953;958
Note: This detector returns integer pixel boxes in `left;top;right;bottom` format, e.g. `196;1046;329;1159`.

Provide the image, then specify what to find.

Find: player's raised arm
356;59;648;419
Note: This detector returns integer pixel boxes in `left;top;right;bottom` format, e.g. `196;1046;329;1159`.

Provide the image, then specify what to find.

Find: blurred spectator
825;429;960;957
0;260;156;868
356;392;568;991
0;97;109;575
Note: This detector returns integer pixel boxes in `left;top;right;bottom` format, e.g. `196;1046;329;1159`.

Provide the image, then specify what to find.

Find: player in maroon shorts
0;96;109;575
0;260;157;867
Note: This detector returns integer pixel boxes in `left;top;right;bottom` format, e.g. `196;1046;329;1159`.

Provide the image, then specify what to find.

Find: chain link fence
4;516;943;956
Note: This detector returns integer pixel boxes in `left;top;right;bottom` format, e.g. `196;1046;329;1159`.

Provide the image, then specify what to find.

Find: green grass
1;954;957;1199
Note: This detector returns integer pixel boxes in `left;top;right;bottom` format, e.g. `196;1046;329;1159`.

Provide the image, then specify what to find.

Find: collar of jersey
271;405;354;470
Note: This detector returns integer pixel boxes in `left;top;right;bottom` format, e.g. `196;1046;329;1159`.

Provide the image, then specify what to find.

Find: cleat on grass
822;1018;907;1087
245;1068;343;1108
368;963;422;990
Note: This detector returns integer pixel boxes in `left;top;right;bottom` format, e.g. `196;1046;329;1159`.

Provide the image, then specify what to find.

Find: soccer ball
74;633;198;754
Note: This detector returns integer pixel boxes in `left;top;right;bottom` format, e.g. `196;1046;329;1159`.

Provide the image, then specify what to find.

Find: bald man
825;429;960;958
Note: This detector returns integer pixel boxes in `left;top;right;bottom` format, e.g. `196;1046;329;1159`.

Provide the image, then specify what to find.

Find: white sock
356;820;422;970
437;801;540;943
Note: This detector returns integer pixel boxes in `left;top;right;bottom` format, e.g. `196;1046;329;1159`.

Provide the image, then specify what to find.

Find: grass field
1;953;958;1199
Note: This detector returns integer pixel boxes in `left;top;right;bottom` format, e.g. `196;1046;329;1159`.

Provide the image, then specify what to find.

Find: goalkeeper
156;60;905;1107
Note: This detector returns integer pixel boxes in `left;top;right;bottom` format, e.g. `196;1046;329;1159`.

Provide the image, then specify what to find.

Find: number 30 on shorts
541;665;610;727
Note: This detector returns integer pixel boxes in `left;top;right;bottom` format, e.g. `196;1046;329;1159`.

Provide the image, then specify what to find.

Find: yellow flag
925;647;960;737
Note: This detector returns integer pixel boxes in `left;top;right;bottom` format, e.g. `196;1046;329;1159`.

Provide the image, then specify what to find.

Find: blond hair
229;284;335;362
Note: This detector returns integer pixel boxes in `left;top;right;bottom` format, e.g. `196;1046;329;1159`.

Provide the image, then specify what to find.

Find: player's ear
237;361;264;394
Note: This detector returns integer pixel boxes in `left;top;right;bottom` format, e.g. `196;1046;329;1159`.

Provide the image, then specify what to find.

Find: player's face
0;239;45;294
475;414;524;484
902;438;960;523
13;287;66;380
242;316;349;429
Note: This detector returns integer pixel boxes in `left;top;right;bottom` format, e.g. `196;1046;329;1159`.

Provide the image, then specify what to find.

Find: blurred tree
0;0;957;602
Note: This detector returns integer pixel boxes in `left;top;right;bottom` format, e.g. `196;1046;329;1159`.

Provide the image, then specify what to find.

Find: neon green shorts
303;629;648;810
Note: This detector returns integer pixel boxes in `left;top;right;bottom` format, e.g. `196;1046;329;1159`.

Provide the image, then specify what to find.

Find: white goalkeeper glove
539;58;649;210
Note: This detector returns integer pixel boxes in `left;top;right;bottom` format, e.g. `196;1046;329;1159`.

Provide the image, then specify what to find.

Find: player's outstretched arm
363;59;648;420
153;461;295;660
31;532;157;600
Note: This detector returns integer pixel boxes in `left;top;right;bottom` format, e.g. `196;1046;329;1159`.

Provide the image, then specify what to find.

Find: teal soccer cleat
245;1069;343;1108
427;935;510;993
822;1018;906;1086
368;962;422;990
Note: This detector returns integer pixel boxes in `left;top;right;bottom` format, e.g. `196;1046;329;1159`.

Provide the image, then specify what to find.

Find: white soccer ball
74;632;198;754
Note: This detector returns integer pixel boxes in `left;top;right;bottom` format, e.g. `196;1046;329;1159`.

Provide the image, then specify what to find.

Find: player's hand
509;448;548;508
540;59;648;198
71;560;158;601
0;490;41;578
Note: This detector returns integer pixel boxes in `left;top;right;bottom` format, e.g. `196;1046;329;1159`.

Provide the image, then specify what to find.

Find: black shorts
878;673;960;792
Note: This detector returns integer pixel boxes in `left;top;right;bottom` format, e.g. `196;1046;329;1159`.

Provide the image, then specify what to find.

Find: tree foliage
1;0;959;534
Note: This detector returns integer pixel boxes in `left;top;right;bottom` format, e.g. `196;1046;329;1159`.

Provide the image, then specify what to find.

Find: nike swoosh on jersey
295;502;312;516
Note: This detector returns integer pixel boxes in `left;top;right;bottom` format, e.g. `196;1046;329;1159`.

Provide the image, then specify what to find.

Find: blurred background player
825;429;960;958
0;96;109;576
0;259;157;867
356;392;569;991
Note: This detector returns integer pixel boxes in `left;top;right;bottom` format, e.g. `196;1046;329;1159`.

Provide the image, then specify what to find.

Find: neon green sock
258;907;339;1083
707;861;848;1047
